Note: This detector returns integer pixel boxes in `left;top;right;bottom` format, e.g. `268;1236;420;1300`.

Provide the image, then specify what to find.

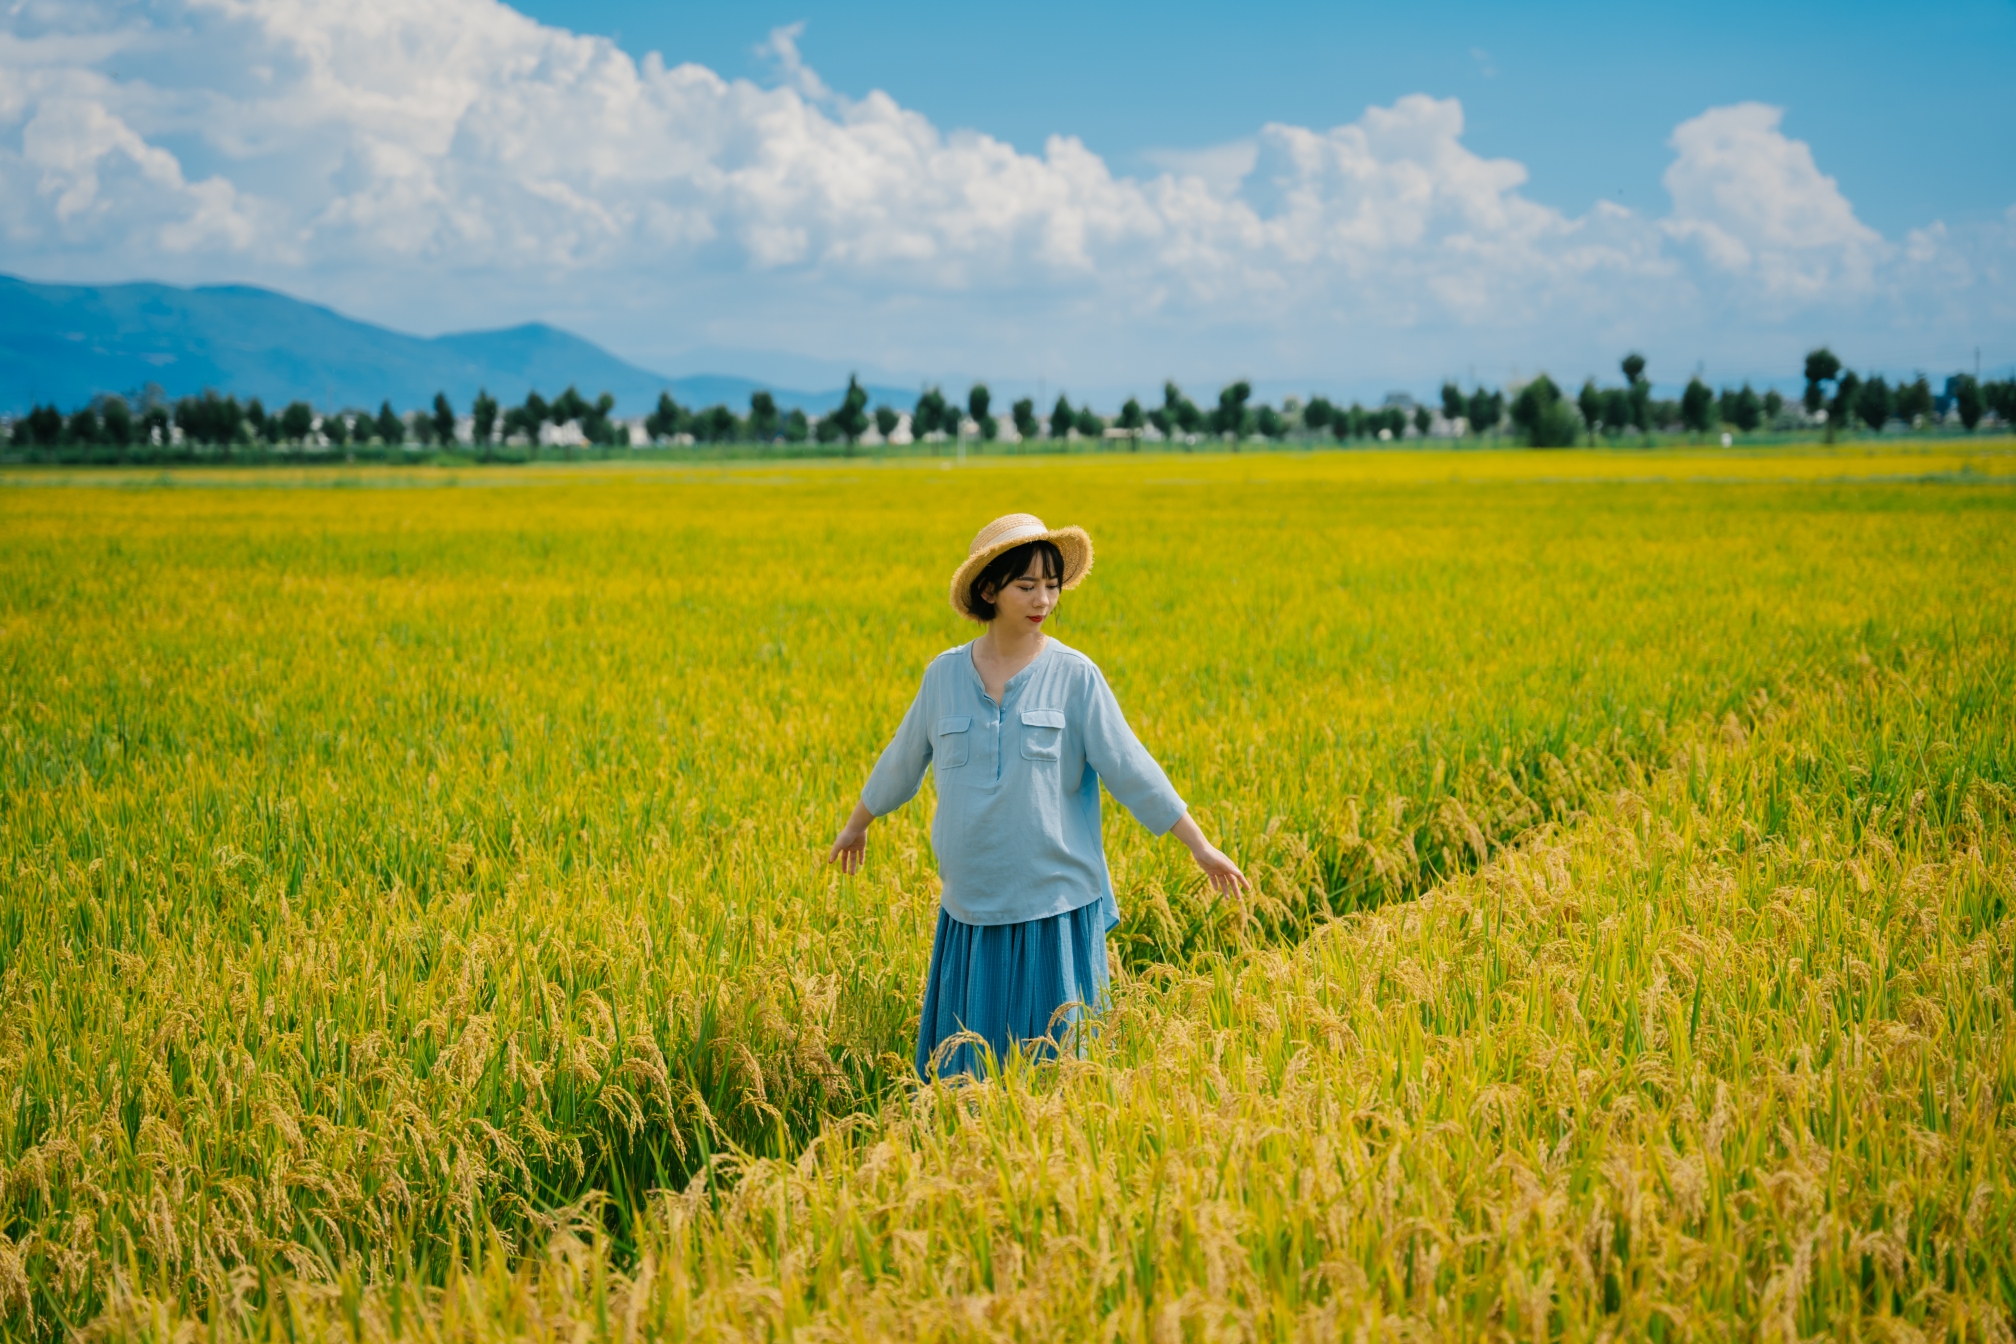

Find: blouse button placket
991;695;1004;784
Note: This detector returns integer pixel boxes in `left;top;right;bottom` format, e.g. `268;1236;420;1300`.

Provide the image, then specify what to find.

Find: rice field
2;444;2013;1341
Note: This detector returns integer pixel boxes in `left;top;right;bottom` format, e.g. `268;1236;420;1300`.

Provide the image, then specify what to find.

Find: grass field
2;445;2012;1340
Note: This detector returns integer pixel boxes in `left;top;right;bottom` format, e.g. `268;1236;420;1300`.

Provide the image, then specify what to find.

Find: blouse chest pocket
1020;707;1066;761
933;716;973;770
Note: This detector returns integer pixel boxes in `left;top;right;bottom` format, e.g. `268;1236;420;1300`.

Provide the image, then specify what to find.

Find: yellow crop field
2;445;2013;1341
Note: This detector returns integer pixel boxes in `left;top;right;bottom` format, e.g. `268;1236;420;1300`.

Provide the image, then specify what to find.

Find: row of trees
1493;354;1823;448
625;378;1433;448
10;353;2016;457
3;385;624;457
1801;348;2003;437
8;391;430;453
1449;350;2010;448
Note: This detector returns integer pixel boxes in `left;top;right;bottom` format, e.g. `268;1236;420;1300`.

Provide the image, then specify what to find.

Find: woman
827;513;1248;1079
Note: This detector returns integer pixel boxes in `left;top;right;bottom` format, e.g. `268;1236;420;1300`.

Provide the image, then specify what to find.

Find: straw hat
949;513;1094;622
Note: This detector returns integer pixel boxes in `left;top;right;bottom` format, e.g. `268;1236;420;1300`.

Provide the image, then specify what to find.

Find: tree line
3;385;622;460
1468;349;2007;448
633;378;1427;447
8;350;2013;459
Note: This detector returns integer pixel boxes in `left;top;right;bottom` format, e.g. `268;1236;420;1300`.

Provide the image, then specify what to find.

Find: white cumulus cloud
0;0;2007;390
1661;102;1885;298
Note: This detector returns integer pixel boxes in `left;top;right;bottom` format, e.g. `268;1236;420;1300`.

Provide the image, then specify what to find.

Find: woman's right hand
827;802;874;874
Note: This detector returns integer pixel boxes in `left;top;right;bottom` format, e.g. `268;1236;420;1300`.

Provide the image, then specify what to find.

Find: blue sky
521;0;2016;239
2;0;2012;405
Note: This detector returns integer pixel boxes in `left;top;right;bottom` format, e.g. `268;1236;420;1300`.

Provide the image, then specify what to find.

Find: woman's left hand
1169;813;1250;895
1189;841;1250;896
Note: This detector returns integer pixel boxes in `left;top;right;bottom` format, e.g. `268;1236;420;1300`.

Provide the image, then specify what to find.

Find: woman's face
987;555;1062;630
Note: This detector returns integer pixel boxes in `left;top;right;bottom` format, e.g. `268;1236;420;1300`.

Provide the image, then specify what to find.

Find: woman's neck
978;621;1046;666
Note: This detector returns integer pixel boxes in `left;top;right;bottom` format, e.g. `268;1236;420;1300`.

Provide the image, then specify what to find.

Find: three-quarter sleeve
860;682;933;817
1080;666;1187;835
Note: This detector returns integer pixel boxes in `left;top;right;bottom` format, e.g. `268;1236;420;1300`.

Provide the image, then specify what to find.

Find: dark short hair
967;540;1064;621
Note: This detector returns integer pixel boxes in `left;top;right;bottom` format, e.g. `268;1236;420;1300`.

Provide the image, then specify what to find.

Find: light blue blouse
861;638;1188;927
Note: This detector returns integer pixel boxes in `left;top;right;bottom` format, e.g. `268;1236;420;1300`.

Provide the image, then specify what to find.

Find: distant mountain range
0;274;914;417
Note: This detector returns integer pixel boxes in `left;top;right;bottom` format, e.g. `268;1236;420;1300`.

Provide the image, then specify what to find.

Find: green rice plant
1;449;2010;1337
138;639;2011;1341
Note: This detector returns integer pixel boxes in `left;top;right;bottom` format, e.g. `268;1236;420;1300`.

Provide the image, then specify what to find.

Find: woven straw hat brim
948;516;1094;622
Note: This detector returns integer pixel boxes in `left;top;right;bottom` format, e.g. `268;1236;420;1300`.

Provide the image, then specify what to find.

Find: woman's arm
827;800;876;874
1078;666;1247;893
831;674;933;874
1169;812;1250;894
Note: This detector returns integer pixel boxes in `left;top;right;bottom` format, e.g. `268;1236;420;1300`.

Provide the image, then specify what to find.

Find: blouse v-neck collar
967;636;1052;706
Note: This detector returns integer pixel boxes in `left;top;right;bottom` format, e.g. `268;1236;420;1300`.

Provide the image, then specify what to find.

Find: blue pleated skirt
916;898;1114;1080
